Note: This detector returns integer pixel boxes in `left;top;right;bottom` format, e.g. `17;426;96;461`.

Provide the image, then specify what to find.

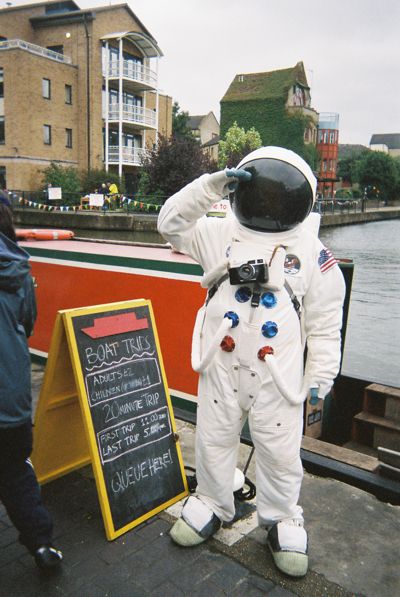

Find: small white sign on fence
89;193;104;207
48;187;62;201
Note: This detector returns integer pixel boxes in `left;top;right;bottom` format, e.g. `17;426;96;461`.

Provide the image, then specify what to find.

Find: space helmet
231;146;317;232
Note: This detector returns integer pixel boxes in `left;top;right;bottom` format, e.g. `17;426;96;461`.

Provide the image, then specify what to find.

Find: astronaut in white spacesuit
157;146;345;577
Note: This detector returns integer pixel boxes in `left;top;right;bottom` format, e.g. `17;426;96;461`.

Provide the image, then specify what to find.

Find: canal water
72;219;400;388
319;220;400;389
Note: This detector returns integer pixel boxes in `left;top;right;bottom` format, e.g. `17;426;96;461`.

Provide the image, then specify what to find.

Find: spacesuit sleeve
157;174;226;262
302;247;346;399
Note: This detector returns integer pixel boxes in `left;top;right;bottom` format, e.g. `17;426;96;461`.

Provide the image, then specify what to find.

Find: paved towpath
0;364;398;596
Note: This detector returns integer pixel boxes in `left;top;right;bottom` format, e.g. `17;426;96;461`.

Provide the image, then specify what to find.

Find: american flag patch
318;247;337;273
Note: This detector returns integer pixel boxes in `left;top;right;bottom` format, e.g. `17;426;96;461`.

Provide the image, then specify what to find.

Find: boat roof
20;238;196;266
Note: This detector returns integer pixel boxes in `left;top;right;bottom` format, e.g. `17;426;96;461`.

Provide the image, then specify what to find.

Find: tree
337;149;370;186
80;169;125;195
41;163;81;204
393;157;400;199
218;122;262;169
138;135;216;201
337;157;356;186
172;101;193;140
42;163;80;193
357;151;397;201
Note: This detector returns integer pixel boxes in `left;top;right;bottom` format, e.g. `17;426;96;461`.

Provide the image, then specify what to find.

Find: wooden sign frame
32;299;188;540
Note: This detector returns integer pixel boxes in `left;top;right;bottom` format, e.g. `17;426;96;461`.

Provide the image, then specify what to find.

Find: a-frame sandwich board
32;299;188;540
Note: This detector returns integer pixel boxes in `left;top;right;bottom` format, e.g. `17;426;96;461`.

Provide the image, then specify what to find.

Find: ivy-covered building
220;61;319;167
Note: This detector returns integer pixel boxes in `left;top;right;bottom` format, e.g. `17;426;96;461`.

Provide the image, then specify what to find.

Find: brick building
0;1;172;192
188;111;220;162
316;113;339;197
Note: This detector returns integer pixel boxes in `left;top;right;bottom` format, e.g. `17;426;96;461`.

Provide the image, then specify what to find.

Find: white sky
7;0;400;145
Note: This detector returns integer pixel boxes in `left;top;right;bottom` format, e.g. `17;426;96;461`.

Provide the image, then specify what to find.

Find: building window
65;84;72;104
293;85;304;106
0;165;6;189
66;128;72;148
123;91;142;108
329;132;335;144
43;124;51;145
42;78;51;99
108;46;119;75
124;53;143;79
109;89;118;106
0;68;3;98
45;2;75;14
47;45;64;55
0;116;4;144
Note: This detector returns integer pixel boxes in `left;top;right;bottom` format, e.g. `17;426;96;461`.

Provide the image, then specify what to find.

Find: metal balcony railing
319;112;340;130
108;104;157;128
0;39;71;63
108;146;149;166
103;60;157;88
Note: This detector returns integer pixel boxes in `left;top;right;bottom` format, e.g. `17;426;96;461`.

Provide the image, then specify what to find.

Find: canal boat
20;236;400;504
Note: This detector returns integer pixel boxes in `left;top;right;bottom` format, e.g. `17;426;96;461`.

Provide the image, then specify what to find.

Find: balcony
103;60;157;91
108;104;157;130
0;39;71;64
107;146;149;167
319;112;339;130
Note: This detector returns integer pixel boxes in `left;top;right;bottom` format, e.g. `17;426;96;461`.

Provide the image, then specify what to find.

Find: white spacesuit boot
169;495;221;546
266;519;308;577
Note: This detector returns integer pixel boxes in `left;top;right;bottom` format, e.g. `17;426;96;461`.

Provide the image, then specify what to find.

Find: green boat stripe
26;246;203;276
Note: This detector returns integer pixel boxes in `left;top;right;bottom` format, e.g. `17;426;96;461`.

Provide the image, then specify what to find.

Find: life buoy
16;229;74;241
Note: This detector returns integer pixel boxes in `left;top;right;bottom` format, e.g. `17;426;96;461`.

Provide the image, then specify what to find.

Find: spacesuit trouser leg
248;405;309;576
195;390;244;523
0;422;54;554
248;406;304;526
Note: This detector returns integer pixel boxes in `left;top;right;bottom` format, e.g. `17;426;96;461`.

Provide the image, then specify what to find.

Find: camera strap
284;280;301;319
251;284;262;307
206;274;301;320
206;273;229;305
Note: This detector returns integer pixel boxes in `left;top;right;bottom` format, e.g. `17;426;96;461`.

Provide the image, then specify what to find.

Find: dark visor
232;158;314;232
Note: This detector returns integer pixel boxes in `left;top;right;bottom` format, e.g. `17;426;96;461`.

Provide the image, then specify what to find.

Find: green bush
218;121;262;168
41;163;81;205
335;188;353;199
80;169;125;195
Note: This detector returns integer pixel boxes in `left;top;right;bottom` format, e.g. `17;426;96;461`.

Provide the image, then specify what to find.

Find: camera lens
238;263;255;281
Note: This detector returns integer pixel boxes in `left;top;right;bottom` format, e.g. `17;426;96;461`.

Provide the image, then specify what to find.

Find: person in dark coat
0;192;63;570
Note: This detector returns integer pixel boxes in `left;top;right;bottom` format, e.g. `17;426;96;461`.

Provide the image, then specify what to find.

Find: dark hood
0;232;31;293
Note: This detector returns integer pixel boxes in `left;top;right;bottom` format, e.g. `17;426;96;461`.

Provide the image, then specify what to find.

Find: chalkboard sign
62;299;188;539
